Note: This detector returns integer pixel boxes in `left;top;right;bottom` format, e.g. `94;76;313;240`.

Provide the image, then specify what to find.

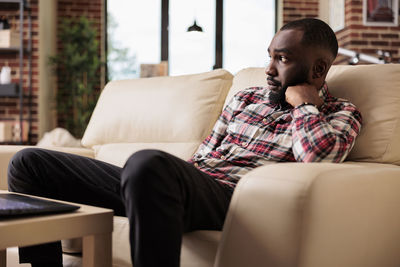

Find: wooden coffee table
0;191;113;267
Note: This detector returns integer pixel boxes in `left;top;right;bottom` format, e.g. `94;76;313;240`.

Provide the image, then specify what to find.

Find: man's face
266;29;312;105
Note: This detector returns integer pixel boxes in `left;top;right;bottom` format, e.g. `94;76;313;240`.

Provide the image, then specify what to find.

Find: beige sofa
1;64;400;267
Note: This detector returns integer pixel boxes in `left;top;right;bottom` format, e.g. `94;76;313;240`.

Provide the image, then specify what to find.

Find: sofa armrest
215;162;400;267
0;145;94;190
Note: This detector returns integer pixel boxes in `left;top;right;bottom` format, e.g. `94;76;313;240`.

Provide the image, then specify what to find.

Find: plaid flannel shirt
188;83;362;188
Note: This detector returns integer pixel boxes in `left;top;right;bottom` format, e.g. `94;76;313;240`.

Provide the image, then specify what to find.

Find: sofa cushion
94;142;201;167
326;64;400;165
81;69;233;163
112;216;221;267
226;64;400;165
224;67;268;108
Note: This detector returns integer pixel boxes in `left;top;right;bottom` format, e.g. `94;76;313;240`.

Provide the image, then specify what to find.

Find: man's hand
285;83;324;108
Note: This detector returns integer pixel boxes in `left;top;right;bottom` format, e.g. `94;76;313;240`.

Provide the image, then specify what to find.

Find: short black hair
280;18;338;59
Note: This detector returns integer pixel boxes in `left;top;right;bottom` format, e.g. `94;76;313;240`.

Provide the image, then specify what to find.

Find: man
8;18;362;267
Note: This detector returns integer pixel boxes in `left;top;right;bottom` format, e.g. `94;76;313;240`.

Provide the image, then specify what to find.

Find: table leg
82;233;112;267
0;249;6;267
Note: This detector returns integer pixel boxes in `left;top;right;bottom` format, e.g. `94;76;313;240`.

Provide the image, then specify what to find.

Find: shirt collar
319;82;331;101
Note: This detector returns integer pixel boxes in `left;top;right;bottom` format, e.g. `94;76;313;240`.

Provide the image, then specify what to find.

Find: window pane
107;0;161;80
169;0;215;76
223;0;275;75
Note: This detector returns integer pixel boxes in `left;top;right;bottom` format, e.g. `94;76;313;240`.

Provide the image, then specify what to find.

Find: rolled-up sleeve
291;102;362;163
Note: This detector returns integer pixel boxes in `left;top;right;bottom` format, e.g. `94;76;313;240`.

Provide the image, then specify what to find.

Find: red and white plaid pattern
188;83;362;187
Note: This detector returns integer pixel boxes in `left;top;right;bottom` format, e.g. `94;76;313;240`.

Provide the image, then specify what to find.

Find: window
168;0;215;76
223;0;276;75
107;0;276;78
107;0;161;80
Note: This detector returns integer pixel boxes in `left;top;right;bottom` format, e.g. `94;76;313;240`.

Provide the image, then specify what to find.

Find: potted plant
49;16;101;138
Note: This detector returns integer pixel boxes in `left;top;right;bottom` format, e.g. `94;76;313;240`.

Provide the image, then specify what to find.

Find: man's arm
290;102;362;162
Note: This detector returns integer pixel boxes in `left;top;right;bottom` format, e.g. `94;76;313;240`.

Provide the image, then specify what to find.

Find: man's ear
312;58;329;79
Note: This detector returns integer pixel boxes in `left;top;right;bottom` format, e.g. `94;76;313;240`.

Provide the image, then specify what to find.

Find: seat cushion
81;69;233;164
112;216;221;267
93;142;201;167
227;64;400;165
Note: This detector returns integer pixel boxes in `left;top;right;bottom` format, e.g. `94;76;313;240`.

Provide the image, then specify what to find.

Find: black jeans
7;148;233;267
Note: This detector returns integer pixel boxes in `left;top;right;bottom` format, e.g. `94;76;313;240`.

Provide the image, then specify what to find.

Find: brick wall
0;0;103;144
282;0;319;25
57;0;102;28
56;0;103;136
0;0;39;143
335;0;400;64
281;0;400;64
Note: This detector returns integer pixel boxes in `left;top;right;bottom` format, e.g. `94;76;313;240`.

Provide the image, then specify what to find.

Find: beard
268;85;288;105
268;65;310;106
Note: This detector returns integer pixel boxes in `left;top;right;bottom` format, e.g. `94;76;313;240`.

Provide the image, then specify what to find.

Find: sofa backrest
326;64;400;165
225;64;400;165
81;69;233;166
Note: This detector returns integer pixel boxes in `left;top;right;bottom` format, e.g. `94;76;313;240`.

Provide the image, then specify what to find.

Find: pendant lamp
187;20;203;32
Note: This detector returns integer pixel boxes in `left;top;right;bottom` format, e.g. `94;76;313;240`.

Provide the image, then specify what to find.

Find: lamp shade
187;20;203;32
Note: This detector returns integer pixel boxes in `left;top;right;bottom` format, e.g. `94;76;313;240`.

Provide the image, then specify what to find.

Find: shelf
0;141;29;145
0;47;20;53
0;83;19;97
0;117;30;121
0;47;31;54
0;0;25;3
0;0;28;10
0;0;32;144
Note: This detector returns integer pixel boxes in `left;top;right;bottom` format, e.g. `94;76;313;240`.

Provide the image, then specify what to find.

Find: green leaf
48;16;102;138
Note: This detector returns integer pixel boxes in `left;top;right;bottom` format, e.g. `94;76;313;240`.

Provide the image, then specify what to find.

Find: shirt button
220;155;226;160
194;163;199;168
262;118;267;123
242;142;248;147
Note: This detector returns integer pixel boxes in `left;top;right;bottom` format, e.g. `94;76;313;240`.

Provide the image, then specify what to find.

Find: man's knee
8;148;40;191
8;147;38;173
121;149;172;197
